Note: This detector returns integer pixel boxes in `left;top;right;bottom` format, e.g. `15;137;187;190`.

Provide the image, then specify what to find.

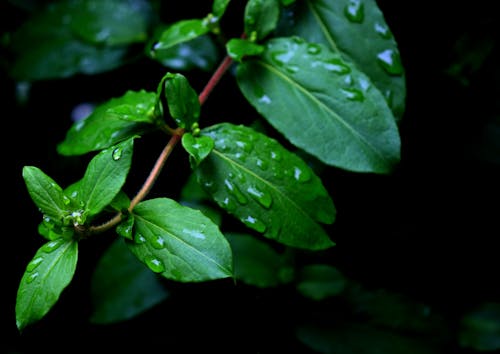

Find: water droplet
374;22;392;39
256;158;268;170
291;36;304;44
270;150;282;161
112;147;123;160
376;49;404;75
340;88;365;101
63;195;71;205
221;197;237;211
134;233;147;244
344;0;364;23
27;257;43;272
242;215;267;233
151;235;166;249
293;166;312;183
236;140;252;153
182;228;206;239
145;256;165;273
224;179;248;204
258;94;272;104
311;59;351;74
42;239;63;253
285;65;299;74
26;272;39;284
344;74;353;86
234;152;247;162
247;186;273;208
358;77;371;92
384;89;394;107
307;43;322;55
271;50;294;66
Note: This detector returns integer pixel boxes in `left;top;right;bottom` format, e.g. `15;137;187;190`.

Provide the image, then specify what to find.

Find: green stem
86;55;235;236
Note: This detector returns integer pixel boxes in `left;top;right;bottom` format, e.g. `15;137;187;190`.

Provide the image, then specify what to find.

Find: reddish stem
198;55;234;105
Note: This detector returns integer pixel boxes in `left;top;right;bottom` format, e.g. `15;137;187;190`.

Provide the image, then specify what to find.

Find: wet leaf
237;37;400;173
195;123;335;250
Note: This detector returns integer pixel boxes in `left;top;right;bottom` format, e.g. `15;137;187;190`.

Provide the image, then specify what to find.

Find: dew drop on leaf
293;166;312;183
224;179;248;205
26;257;43;272
340;88;365;102
151;235;166;249
222;197;237;211
134;233;147;244
270;150;282;161
256;158;269;170
307;43;322;55
247;185;273;208
145;256;165;273
376;49;404;75
42;239;63;253
374;22;392;39
344;0;364;23
242;215;267;233
112;147;123;161
26;272;39;284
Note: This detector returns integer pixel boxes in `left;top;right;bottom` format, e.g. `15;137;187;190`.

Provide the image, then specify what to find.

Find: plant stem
87;54;234;235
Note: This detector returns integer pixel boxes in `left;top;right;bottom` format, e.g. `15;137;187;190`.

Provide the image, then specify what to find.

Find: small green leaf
278;0;406;119
212;0;231;18
147;30;219;72
58;90;156;156
152;19;210;52
244;0;280;41
297;323;442;354
78;137;134;217
127;198;233;282
226;38;265;62
226;232;294;287
296;264;346;301
22;166;68;223
459;302;500;351
90;238;168;324
237;37;401;173
68;0;153;46
163;73;200;129
182;133;215;168
196;123;335;250
16;238;78;331
109;190;131;212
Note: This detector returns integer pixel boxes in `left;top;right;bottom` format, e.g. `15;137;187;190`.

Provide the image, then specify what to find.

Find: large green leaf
57;90;156;156
237;37;400;173
152;19;210;52
127;198;233;282
67;0;153;46
22;166;68;223
79;137;134;217
16;238;78;331
90;238;168;324
226;232;294;287
279;0;406;119
7;0;143;81
244;0;280;41
195;123;335;250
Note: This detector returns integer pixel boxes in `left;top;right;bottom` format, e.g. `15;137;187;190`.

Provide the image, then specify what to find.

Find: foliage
2;0;499;352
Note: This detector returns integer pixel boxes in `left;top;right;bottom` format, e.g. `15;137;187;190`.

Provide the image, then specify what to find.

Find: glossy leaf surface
237;37;400;173
195;123;335;250
127;198;233;282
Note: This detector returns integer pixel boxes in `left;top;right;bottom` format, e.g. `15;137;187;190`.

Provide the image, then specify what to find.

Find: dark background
1;1;499;353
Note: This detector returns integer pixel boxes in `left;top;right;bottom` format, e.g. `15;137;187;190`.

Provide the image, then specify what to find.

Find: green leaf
7;1;134;81
196;123;335;250
163;73;200;129
226;232;294;287
180;172;211;202
68;0;153;45
236;37;400;173
152;19;210;52
127;198;233;282
297;323;442;354
279;0;406;119
459;302;500;351
226;38;265;62
147;31;219;72
182;133;215;168
16;238;78;331
90;238;168;324
296;264;346;300
22;166;68;223
57;90;156;156
79;137;134;217
244;0;280;41
108;190;131;212
212;0;231;18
